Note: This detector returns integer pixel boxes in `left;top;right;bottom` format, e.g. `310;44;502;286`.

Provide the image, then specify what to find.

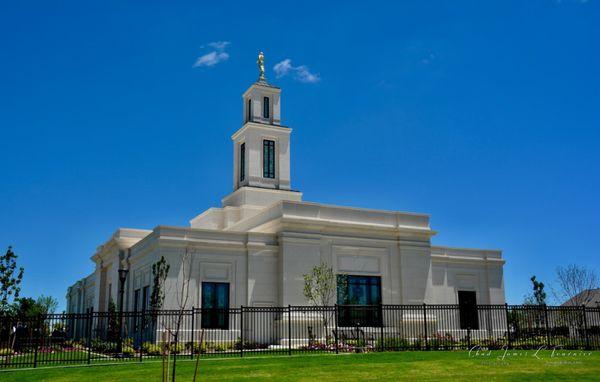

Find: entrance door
201;282;230;329
458;291;479;330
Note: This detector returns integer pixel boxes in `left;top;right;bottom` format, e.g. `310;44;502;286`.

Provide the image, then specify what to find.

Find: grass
0;350;599;381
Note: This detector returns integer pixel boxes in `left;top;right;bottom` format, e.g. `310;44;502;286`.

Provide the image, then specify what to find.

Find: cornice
231;122;291;141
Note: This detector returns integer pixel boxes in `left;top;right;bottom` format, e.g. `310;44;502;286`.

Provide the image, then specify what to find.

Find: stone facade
66;75;505;315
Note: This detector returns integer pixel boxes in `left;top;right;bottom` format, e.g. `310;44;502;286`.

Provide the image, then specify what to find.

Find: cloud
193;41;230;68
273;58;320;83
420;52;436;65
207;41;230;50
194;51;229;67
274;59;293;77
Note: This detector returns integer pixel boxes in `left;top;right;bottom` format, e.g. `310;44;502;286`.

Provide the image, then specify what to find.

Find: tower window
263;97;270;119
239;143;245;182
247;99;252;122
263;139;275;178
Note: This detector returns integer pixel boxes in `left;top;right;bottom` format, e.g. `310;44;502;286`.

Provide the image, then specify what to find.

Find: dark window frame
458;290;479;330
337;275;383;327
201;282;230;330
133;289;141;331
263;96;270;119
142;285;149;312
247;99;252;122
263;139;276;178
239;143;245;182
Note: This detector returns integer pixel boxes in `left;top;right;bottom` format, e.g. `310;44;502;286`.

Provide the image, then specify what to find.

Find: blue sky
1;1;599;310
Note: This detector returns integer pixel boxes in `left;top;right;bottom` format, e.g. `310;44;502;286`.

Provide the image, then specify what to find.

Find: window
263;140;275;178
133;289;140;331
337;275;382;326
133;289;140;311
142;285;150;311
201;282;230;329
263;97;270;119
247;99;252;122
458;291;479;330
239;143;245;182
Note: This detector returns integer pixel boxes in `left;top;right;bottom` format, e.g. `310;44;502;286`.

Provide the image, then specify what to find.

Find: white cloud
207;41;230;50
193;41;230;68
273;58;320;83
274;59;293;77
194;51;229;67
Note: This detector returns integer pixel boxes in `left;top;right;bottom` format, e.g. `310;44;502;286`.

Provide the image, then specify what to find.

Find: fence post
544;304;551;348
423;303;429;350
334;304;339;354
240;306;244;358
582;305;590;350
504;303;511;348
467;327;471;349
379;304;384;352
287;306;292;356
87;309;93;365
139;309;143;363
33;316;40;368
190;307;195;360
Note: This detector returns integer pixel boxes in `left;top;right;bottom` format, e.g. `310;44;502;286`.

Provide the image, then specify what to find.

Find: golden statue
257;51;265;80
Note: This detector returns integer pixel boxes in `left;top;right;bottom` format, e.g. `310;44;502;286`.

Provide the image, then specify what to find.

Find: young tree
151;256;170;311
531;276;547;305
107;298;119;342
553;264;599;306
303;262;336;343
165;248;193;382
154;249;194;382
12;295;59;318
0;246;24;313
303;262;336;308
36;295;58;315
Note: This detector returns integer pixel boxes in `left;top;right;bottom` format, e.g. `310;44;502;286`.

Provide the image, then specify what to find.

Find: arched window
263;97;270;119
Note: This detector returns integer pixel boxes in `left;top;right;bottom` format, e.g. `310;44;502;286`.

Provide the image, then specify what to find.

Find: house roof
561;288;600;307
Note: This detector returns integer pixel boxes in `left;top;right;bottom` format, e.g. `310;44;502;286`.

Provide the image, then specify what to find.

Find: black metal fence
1;304;599;369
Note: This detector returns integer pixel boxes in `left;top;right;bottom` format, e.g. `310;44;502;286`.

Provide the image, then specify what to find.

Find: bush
122;345;135;357
0;348;14;356
344;339;366;347
63;339;84;349
169;343;185;354
234;338;268;350
376;337;410;350
141;342;162;356
91;339;116;353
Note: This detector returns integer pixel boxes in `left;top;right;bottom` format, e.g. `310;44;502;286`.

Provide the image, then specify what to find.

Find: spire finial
257;51;265;81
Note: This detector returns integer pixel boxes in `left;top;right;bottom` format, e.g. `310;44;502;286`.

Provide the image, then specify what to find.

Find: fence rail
1;304;599;369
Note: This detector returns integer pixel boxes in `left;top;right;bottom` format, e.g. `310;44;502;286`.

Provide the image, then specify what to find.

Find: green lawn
0;350;598;381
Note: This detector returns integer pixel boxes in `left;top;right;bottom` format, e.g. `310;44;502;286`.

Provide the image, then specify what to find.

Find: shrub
141;342;162;356
63;340;83;349
0;348;14;356
122;345;135;357
91;339;116;353
344;339;366;347
169;343;185;354
376;337;410;350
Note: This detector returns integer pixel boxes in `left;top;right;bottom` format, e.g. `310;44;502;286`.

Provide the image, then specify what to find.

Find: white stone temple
66;55;506;327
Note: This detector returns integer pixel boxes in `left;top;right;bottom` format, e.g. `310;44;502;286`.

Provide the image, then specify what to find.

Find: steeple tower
232;52;291;192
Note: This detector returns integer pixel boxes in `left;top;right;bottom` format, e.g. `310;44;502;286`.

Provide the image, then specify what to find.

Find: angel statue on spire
257;51;265;80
